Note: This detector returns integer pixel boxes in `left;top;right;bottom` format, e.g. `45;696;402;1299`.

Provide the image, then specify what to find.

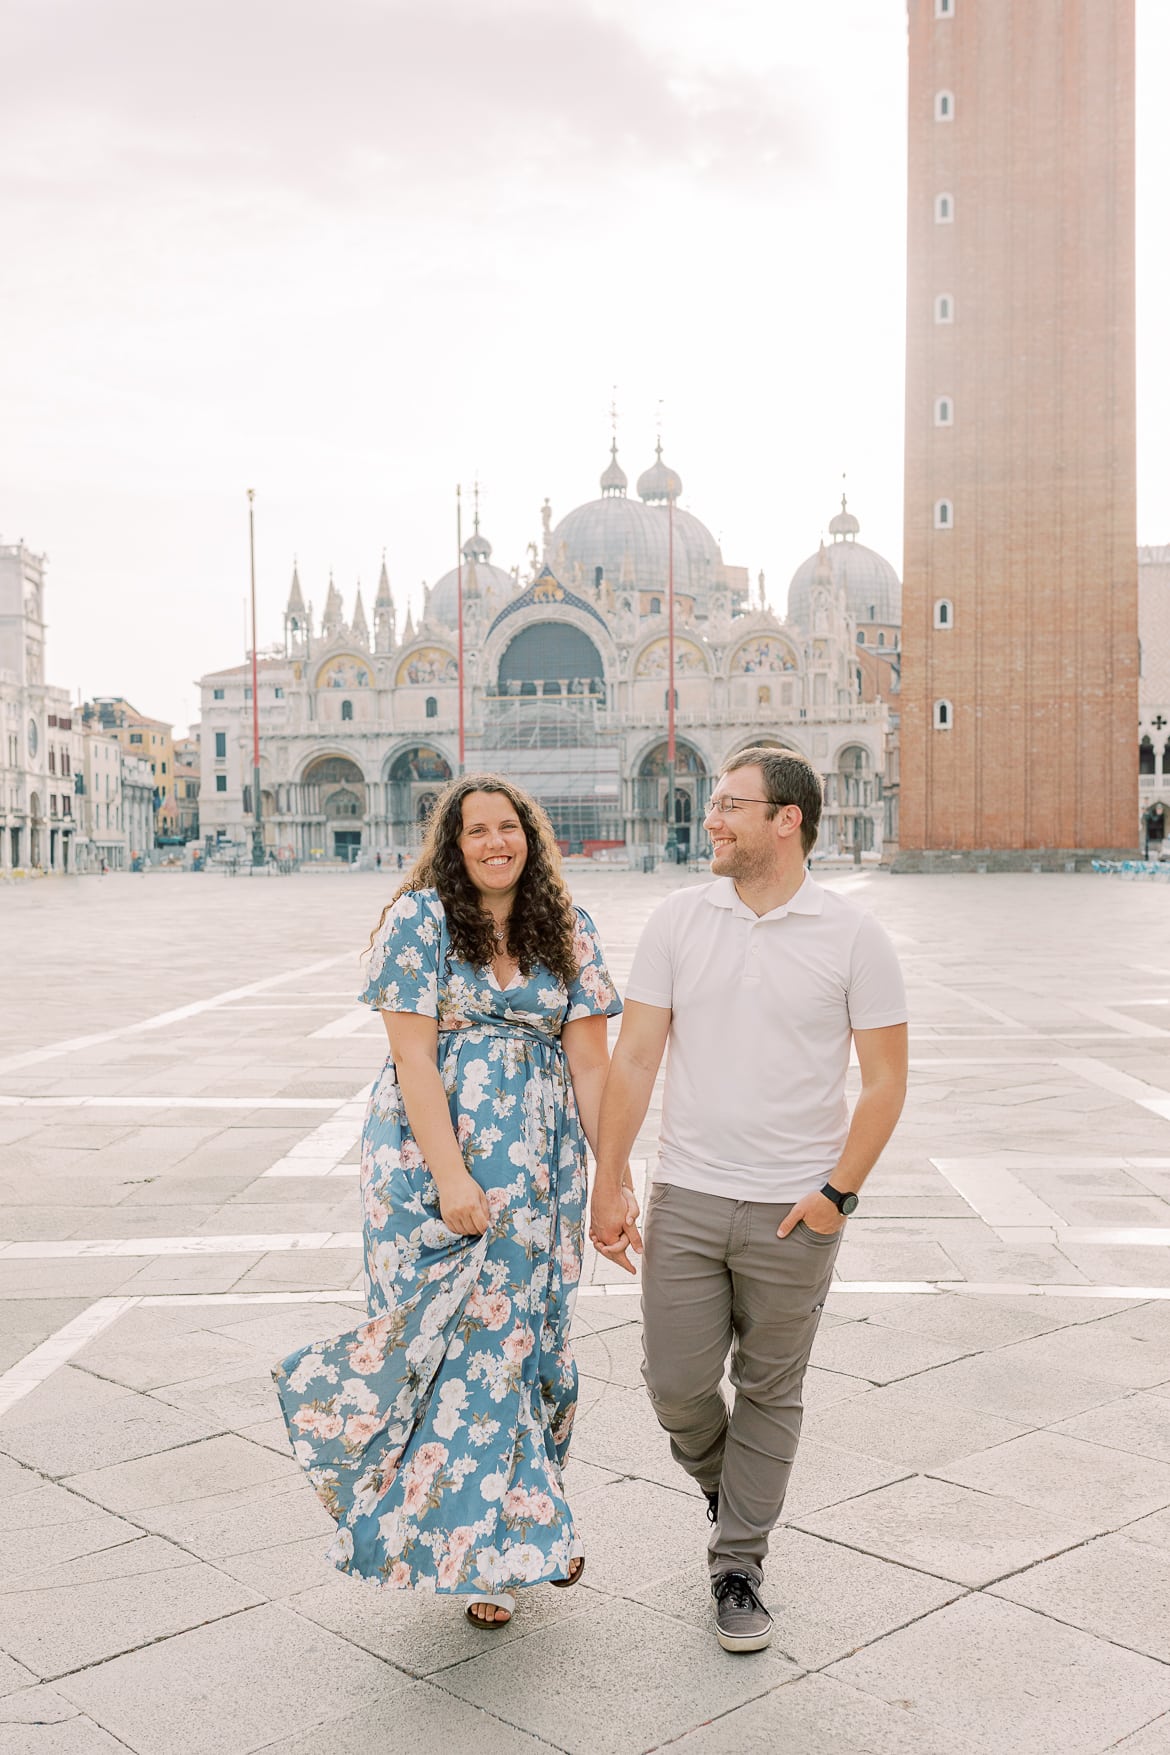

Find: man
590;747;907;1654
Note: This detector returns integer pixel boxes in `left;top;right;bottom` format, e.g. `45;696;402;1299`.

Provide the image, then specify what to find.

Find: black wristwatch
821;1182;859;1216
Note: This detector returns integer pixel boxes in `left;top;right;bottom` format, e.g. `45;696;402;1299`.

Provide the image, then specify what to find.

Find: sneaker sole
715;1625;774;1653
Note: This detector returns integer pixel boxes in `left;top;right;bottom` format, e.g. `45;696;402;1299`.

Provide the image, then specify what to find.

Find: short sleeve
565;908;624;1022
624;896;675;1010
847;912;908;1030
358;891;441;1016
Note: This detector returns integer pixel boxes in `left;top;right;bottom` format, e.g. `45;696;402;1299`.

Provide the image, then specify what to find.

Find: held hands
589;1175;643;1276
776;1189;847;1241
439;1171;492;1236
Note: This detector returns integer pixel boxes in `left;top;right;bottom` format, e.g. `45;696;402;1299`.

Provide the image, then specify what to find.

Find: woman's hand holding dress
437;1170;491;1236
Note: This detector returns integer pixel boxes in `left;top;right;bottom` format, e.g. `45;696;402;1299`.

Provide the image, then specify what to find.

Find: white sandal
466;1591;515;1629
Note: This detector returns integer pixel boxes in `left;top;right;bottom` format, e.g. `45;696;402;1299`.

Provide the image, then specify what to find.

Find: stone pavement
1;864;1170;1754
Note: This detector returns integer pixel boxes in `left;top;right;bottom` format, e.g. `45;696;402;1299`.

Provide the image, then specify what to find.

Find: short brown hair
722;746;823;855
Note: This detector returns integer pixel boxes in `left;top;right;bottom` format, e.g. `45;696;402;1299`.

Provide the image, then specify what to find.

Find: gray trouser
640;1180;840;1582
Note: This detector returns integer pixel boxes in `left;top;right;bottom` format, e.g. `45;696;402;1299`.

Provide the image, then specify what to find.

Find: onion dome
600;441;628;498
636;441;683;504
828;493;861;539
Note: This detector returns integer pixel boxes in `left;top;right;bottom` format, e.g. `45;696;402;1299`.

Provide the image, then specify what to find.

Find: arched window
857;630;866;645
1140;736;1156;775
935;193;954;223
1163;739;1170;775
340;699;353;721
936;0;954;15
664;687;678;710
878;631;886;647
935;499;953;529
935;396;953;426
757;685;771;707
935;90;954;121
869;604;876;621
934;699;953;730
855;667;863;694
425;696;437;719
935;294;953;323
650;597;662;615
934;598;953;628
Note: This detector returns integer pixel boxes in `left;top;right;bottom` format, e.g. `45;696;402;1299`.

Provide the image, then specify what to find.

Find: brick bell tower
895;0;1138;869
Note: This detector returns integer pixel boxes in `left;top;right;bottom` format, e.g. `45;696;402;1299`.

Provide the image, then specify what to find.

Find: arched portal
484;622;615;852
302;755;366;861
386;745;453;847
634;740;710;861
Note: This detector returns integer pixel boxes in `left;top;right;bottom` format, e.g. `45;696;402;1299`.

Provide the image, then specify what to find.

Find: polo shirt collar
706;874;825;921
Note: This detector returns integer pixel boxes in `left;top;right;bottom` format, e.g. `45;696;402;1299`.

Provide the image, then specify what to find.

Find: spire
373;551;396;652
462;480;493;562
286;561;305;615
322;573;345;639
351;586;369;647
813;539;834;587
402;602;416;643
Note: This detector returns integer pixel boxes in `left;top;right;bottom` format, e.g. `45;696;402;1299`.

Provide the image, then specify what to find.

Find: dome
428;554;516;627
636;441;683;504
787;501;900;629
549;492;722;615
600;441;628;498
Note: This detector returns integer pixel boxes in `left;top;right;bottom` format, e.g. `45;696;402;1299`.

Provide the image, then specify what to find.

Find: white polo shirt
625;874;908;1202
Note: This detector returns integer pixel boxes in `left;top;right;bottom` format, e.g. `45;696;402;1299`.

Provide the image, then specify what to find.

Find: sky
2;0;1168;734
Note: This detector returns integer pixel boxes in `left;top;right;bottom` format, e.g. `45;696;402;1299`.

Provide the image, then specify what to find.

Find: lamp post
456;484;465;775
248;489;264;867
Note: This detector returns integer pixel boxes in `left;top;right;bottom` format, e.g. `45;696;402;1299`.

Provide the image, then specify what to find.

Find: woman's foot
551;1550;586;1589
466;1592;515;1628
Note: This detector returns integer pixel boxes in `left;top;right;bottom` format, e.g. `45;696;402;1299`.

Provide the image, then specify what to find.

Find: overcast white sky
2;0;1167;733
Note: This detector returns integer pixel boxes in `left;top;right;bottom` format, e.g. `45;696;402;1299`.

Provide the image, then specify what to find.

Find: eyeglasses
705;794;780;815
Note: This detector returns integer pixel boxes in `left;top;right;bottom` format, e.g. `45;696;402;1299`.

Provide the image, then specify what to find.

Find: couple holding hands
274;747;907;1654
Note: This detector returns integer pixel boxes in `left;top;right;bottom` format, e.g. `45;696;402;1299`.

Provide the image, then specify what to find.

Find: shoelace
713;1571;761;1613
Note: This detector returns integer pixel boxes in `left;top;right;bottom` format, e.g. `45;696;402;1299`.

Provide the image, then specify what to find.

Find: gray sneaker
711;1570;774;1653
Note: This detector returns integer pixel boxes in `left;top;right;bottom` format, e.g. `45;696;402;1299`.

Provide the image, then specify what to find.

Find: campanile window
934;499;954;529
935;294;953;322
934;599;954;628
935;396;954;426
935;193;954;223
933;699;953;729
935;91;954;121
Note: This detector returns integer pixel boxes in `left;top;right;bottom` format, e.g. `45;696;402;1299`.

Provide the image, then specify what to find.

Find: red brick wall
900;0;1138;852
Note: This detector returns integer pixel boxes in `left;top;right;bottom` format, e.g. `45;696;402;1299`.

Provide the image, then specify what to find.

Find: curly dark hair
367;774;580;990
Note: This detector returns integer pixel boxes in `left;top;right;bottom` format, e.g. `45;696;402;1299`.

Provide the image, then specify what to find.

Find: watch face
840;1192;860;1215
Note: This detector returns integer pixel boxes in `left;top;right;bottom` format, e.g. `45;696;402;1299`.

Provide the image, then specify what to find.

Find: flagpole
456;484;465;775
665;480;677;862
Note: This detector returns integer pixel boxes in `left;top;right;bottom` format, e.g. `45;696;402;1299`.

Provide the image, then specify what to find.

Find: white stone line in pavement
262;1085;371;1177
310;1007;378;1039
0;1094;354;1112
1056;1056;1170;1120
0;1232;363;1260
930;1156;1067;1228
0;952;352;1077
1068;1001;1169;1038
0;1297;139;1418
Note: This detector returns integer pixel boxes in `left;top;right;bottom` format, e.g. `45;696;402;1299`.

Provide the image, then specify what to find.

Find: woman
274;775;634;1629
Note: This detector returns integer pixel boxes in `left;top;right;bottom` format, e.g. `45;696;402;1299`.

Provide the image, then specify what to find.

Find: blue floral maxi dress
273;889;621;1595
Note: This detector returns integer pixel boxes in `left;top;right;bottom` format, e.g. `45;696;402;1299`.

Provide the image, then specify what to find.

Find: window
935;90;954;121
935;396;953;426
340;699;354;721
215;774;227;792
61;752;70;776
213;688;225;700
934;598;953;628
62;795;71;817
244;687;252;701
936;0;954;16
757;685;771;707
50;794;58;817
857;630;866;645
274;687;284;699
934;499;953;529
214;732;226;759
130;732;143;745
933;699;953;730
935;193;953;223
160;762;167;775
878;632;886;647
650;597;662;615
664;687;678;710
48;750;56;774
935;294;953;323
425;696;438;719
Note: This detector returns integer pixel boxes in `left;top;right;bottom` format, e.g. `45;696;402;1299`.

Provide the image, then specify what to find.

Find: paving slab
992;1532;1170;1661
55;1602;408;1755
827;1592;1170;1755
254;1677;553;1754
666;1671;980;1755
935;1428;1170;1526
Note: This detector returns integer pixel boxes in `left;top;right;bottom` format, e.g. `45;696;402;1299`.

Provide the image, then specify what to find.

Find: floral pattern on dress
273;888;621;1595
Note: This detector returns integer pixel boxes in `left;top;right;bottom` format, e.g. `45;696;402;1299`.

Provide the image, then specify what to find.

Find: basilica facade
197;445;901;863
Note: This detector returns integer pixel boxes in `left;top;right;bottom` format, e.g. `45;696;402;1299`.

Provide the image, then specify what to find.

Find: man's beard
709;839;773;884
